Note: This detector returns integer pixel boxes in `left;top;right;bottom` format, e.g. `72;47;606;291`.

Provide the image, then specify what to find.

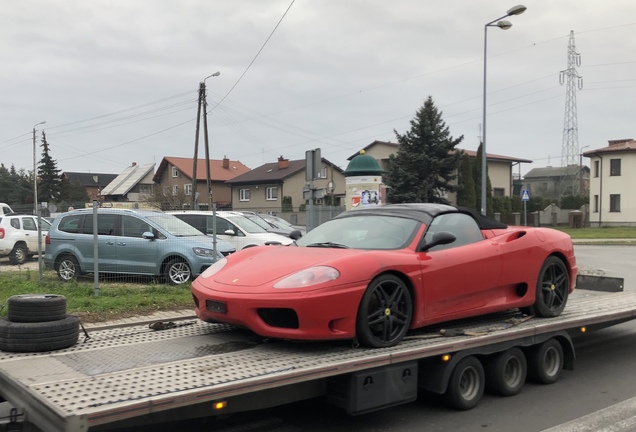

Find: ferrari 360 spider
191;204;577;348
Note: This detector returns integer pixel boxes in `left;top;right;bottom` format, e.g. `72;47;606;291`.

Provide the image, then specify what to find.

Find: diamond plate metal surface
1;291;636;430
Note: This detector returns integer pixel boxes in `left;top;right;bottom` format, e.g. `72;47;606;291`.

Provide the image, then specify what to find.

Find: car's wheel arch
54;252;81;270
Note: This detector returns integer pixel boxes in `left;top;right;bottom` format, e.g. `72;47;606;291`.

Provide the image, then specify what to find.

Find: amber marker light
441;354;452;362
580;327;587;333
213;401;227;410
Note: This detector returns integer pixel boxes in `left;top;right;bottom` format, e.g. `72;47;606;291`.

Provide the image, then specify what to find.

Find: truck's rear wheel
527;338;563;384
444;356;485;410
485;347;527;396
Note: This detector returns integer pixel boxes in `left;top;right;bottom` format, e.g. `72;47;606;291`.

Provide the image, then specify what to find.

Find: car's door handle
117;242;126;246
105;241;115;245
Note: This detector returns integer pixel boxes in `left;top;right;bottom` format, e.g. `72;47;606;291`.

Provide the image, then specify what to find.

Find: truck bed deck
2;290;636;432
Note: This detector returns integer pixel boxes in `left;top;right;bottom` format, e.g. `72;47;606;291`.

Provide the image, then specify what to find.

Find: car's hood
241;232;294;245
210;246;370;289
180;235;236;253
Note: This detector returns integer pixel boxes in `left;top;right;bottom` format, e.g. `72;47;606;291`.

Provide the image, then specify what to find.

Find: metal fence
2;203;346;291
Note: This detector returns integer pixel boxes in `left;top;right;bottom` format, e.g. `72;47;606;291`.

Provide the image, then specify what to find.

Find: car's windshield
243;214;272;231
147;214;204;236
227;215;269;234
296;215;419;250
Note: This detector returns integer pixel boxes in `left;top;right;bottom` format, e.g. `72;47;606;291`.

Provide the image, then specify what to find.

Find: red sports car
191;204;577;348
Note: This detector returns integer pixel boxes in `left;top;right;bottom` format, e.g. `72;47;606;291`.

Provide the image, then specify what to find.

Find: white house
584;138;636;227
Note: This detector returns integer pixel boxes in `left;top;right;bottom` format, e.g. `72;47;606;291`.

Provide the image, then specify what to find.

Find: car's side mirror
421;231;456;252
224;229;236;236
289;229;303;240
142;231;155;240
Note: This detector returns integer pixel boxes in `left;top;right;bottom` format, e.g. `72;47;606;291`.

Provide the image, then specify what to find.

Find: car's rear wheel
356;274;412;348
165;258;191;285
57;255;80;282
9;244;27;265
528;256;570;317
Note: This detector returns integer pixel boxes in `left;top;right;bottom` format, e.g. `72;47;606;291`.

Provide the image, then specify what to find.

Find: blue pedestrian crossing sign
521;189;530;201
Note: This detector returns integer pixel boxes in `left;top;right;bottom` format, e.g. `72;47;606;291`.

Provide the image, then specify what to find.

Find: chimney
608;139;633;146
132;162;137;167
223;156;229;169
278;156;289;169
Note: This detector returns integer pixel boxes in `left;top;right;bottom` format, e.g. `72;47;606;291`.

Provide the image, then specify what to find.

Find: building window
610;159;621;176
609;194;621;212
184;184;192;196
594;160;599;178
239;189;250;201
493;188;505;197
593;195;599;213
172;166;179;177
172;185;178;196
319;167;327;179
139;184;152;194
266;186;278;201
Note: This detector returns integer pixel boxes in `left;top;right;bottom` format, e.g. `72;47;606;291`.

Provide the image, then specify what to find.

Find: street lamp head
34;121;46;128
203;71;221;83
507;4;527;16
497;20;513;30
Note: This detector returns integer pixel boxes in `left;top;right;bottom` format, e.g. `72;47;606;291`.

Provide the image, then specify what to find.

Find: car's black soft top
335;203;508;230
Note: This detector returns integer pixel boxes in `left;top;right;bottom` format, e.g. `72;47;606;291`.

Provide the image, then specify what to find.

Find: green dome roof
344;151;383;176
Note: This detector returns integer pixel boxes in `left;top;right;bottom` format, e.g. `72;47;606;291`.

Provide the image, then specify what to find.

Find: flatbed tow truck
0;284;634;432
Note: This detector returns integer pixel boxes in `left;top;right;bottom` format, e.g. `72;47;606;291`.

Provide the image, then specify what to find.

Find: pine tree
456;154;476;208
37;131;62;204
385;96;463;204
473;143;493;215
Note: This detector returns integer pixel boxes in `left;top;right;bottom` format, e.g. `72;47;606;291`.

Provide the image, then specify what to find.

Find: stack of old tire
0;294;80;353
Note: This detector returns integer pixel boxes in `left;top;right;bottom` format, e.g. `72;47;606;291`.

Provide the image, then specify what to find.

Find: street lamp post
481;5;526;215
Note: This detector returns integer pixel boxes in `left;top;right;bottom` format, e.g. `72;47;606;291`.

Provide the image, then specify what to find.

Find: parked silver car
44;208;235;285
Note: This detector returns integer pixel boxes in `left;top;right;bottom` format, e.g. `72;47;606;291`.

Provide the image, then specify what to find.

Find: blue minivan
44;208;235;285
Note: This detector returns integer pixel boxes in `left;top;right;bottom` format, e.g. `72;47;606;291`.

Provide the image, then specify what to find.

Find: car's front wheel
165;258;192;285
9;243;28;265
356;274;412;348
57;255;80;282
528;256;570;317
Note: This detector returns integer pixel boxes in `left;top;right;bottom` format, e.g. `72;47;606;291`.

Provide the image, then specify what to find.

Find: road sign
521;189;530;202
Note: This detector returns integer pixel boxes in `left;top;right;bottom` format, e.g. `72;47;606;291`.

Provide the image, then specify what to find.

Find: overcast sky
2;1;635;178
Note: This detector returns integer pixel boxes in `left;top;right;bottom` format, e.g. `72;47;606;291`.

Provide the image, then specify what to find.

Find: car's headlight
273;266;340;289
199;258;227;279
193;247;218;258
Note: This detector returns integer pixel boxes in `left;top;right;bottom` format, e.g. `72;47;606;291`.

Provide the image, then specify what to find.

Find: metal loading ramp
1;290;636;432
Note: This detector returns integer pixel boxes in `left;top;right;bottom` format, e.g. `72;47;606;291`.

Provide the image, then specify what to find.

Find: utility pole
192;72;220;210
559;30;583;196
191;83;204;210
